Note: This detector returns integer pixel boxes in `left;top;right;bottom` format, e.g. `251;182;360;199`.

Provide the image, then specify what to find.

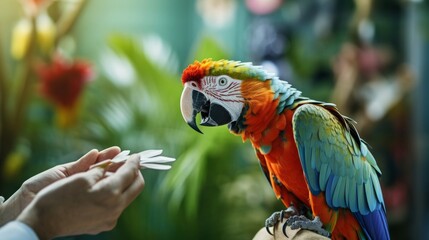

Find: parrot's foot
265;206;298;235
284;215;331;238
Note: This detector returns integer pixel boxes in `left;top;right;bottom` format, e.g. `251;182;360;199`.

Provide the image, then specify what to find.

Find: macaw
179;59;390;240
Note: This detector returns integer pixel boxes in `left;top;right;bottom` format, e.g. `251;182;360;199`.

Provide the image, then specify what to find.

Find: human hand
17;154;144;240
0;147;120;225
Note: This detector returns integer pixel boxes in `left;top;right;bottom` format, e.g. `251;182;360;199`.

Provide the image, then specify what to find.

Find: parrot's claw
264;206;298;235
283;215;331;238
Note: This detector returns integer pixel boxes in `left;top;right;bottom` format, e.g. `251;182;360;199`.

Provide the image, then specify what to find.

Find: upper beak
180;86;206;134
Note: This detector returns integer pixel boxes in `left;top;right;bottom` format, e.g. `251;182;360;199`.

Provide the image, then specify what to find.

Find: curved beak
180;86;206;134
180;85;233;134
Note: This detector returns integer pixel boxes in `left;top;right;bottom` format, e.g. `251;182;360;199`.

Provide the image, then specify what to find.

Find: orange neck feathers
240;80;279;143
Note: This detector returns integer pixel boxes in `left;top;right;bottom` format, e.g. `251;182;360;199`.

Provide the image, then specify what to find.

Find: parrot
179;59;390;240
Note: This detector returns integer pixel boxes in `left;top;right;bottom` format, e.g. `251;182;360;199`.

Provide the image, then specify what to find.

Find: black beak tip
187;121;203;134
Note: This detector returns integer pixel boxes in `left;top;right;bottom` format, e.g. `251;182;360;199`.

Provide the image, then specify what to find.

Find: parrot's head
180;59;276;134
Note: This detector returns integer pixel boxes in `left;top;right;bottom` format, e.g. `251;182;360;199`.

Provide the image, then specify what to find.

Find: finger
83;167;106;186
62;149;99;176
89;159;126;172
96;146;121;163
89;159;113;169
121;170;145;206
105;154;140;192
104;161;125;173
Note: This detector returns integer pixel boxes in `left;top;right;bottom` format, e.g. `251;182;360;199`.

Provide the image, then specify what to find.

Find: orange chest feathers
245;108;311;207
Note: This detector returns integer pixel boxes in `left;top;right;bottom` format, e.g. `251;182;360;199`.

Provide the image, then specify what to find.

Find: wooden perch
253;223;331;240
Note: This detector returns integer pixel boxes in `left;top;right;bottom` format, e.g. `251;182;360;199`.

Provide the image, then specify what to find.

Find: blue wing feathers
314;148;322;169
319;163;329;191
310;148;317;169
333;177;346;207
353;155;361;170
371;173;384;204
306;146;321;194
365;181;377;212
353;139;361;154
349;182;358;212
344;177;350;206
366;150;382;175
292;103;389;239
324;143;333;159
302;123;312;139
354;205;390;240
363;164;370;182
345;130;354;146
331;175;339;195
361;142;368;156
318;127;326;141
358;185;369;215
325;175;335;208
355;163;364;184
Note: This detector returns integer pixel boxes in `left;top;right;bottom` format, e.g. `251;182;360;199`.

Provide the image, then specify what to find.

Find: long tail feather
353;204;390;240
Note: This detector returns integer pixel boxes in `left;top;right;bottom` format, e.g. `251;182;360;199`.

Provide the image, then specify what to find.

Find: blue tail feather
353;204;390;240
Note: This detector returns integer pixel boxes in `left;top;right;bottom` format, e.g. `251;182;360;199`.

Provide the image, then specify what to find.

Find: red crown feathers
181;59;213;85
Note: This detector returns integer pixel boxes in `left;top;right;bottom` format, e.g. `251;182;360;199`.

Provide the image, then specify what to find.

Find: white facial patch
201;75;244;122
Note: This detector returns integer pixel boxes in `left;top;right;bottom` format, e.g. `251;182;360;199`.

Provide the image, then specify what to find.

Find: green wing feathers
292;104;384;215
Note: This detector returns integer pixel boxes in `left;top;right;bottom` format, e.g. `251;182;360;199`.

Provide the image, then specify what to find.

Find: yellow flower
11;12;56;59
11;17;32;59
36;11;56;54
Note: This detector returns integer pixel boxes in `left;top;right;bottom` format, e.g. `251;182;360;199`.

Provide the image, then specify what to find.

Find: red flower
38;57;93;109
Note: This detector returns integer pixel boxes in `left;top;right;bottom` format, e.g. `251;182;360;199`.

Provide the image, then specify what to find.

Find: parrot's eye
218;77;228;86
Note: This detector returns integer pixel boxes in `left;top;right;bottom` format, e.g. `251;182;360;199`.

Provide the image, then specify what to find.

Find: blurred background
0;0;428;239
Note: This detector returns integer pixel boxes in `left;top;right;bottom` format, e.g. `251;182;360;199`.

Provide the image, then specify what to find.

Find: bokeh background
1;0;428;239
